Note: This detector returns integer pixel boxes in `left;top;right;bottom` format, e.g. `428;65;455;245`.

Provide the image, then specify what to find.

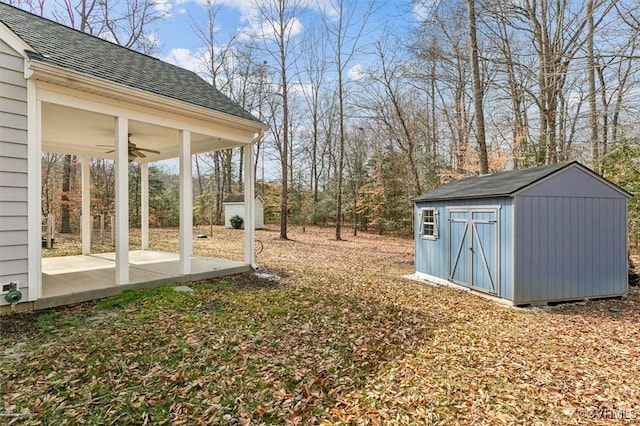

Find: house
412;162;631;306
0;4;267;311
223;195;264;229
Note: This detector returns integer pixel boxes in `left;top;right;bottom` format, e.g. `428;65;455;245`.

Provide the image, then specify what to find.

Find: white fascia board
27;60;268;134
0;22;32;60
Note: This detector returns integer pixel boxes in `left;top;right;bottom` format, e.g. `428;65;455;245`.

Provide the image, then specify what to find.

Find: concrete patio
25;251;251;310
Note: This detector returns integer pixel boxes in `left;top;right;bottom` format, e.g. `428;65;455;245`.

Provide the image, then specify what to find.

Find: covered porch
0;5;267;312
25;73;266;309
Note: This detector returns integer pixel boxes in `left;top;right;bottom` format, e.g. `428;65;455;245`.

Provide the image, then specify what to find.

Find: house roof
413;161;630;202
0;3;261;124
223;195;263;203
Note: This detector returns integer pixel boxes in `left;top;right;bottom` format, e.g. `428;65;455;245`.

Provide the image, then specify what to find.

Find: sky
144;0;420;177
152;0;418;78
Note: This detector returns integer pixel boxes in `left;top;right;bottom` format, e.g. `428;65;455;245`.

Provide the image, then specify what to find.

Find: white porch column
244;143;256;268
80;156;91;255
140;162;149;250
114;117;129;284
27;80;42;300
179;130;192;274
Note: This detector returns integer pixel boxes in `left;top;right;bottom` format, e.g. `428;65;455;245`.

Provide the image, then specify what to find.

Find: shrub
230;215;244;229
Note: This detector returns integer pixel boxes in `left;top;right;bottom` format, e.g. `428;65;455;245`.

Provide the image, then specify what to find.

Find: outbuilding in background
223;195;264;229
412;161;631;306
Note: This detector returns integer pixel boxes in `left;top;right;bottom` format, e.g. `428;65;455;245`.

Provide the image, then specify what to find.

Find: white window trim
419;208;439;240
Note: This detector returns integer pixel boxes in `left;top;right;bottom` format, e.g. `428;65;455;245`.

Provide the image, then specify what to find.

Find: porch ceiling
41;103;244;161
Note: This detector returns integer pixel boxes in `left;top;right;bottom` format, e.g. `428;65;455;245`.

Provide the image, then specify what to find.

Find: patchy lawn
2;226;639;425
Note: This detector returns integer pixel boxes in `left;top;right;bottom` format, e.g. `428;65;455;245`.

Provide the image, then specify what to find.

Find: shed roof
224;195;245;203
0;3;260;124
223;195;263;203
413;161;631;202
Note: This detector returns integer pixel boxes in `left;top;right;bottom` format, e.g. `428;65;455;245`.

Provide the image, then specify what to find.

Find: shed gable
517;166;628;199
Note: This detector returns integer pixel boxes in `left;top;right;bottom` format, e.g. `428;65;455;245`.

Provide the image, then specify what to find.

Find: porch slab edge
0;264;252;314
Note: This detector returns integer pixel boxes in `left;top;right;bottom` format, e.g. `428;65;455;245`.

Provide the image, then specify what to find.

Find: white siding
223;199;264;229
224;204;244;228
0;38;28;305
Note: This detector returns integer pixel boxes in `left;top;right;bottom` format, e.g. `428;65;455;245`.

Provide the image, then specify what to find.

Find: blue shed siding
414;203;446;279
513;195;627;304
415;198;514;300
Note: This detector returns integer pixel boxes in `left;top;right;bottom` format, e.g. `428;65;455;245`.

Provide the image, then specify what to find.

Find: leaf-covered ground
2;226;639;425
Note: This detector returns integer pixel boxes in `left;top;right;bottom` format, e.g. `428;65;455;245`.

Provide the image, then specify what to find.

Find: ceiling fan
97;134;161;160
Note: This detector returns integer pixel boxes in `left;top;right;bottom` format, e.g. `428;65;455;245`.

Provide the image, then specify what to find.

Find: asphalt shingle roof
0;3;261;123
223;194;246;203
413;162;575;202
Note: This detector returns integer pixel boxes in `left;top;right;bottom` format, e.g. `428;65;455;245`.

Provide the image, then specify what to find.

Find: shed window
420;208;439;239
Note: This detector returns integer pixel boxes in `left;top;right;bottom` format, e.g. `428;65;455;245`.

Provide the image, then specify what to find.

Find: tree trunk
214;152;223;224
586;0;599;168
465;0;488;174
279;2;289;240
60;154;72;233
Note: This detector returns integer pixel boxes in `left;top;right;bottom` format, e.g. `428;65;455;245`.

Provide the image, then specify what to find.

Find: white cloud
185;0;315;42
289;80;313;99
154;0;174;16
238;15;303;42
348;63;365;81
162;47;203;73
216;0;317;21
412;0;439;21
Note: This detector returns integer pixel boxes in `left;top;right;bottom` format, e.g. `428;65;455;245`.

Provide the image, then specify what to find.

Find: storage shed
223;195;264;229
413;162;631;305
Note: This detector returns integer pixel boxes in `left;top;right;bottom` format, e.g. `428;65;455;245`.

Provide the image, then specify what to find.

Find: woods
14;0;640;238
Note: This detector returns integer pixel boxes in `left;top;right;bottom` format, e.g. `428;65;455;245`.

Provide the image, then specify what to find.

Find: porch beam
141;162;149;250
37;85;259;143
114;117;129;284
80;156;91;255
179;130;192;274
244;143;256;268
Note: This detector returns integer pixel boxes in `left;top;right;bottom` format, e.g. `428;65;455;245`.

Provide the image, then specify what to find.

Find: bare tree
586;0;599;167
465;0;488;174
298;24;330;206
251;0;304;239
360;35;425;195
321;0;373;240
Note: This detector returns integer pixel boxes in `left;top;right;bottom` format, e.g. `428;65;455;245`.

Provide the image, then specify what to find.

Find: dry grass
3;225;640;425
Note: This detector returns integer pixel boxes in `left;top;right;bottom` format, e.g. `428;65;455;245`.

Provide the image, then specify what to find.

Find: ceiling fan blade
136;147;161;154
97;137;158;157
